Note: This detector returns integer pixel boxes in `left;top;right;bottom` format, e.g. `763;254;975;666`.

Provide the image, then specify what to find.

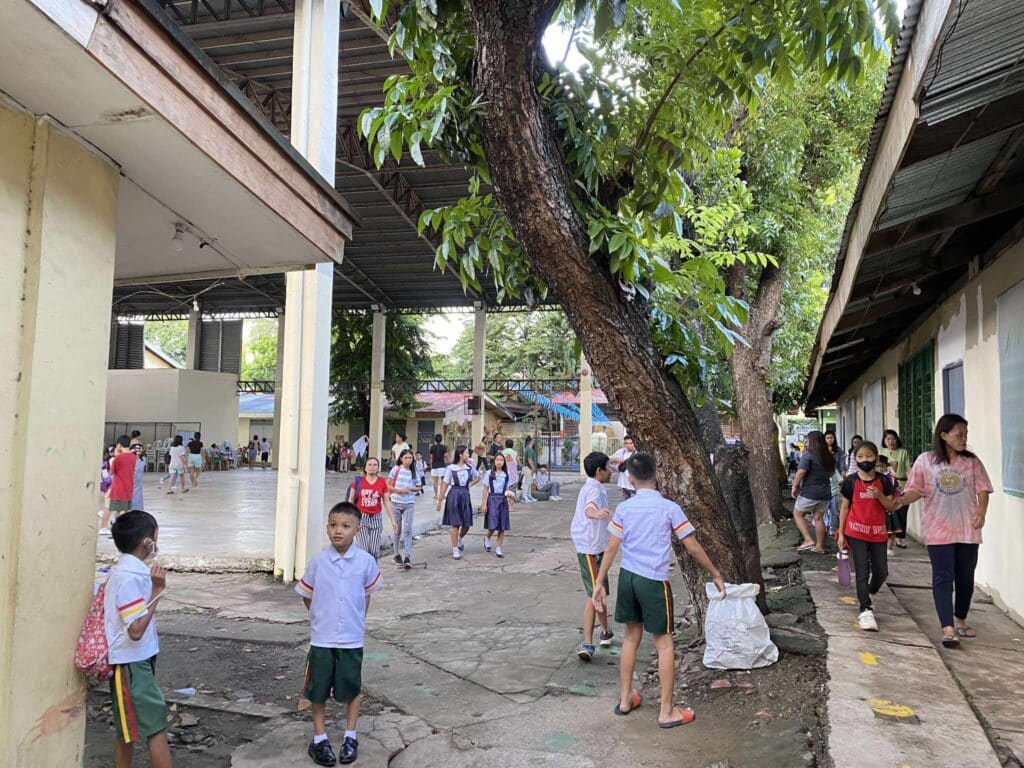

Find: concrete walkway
887;543;1024;766
806;540;1024;768
151;487;811;768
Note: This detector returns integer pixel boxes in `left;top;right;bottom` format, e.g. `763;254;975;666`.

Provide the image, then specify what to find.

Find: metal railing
238;378;582;395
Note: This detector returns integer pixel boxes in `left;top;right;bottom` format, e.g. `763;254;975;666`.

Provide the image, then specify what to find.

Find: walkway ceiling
805;0;1024;409
113;0;533;318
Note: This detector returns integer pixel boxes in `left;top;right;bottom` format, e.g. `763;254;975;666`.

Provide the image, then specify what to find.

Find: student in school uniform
592;453;726;728
428;434;448;497
609;436;637;500
572;451;615;661
480;453;515;558
435;446;481;560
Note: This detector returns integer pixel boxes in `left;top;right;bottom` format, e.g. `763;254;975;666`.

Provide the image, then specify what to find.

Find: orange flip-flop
658;706;696;728
614;690;642;715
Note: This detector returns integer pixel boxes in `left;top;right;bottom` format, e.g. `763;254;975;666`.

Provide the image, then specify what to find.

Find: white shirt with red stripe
295;544;382;649
608;489;695;581
104;554;159;664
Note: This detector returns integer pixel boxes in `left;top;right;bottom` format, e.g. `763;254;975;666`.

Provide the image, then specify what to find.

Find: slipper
803;548;826;555
658;707;696;728
895;541;908;549
796;543;816;552
941;634;961;648
614;690;642;716
955;626;977;638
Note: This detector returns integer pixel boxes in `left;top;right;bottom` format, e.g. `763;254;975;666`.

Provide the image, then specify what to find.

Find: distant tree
143;320;187;365
241;318;279;380
329;313;434;433
435;311;576;379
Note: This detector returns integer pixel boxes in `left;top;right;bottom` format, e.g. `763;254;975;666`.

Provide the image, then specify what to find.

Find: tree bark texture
728;262;788;525
467;1;763;607
693;400;768;615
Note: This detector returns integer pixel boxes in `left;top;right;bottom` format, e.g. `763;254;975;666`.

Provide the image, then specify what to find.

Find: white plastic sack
702;582;779;670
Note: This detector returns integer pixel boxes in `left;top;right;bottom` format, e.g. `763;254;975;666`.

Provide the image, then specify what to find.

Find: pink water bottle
837;548;851;587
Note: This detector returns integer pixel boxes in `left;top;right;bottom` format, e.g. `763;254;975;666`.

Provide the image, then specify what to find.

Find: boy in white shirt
296;502;383;765
592;453;726;728
571;452;615;661
104;510;171;768
610;435;637;500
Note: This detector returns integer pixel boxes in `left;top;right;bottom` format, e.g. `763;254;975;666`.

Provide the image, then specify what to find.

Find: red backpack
75;583;113;681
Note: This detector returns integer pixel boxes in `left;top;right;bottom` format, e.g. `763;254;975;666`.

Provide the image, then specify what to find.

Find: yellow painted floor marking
858;652;878;666
867;699;916;718
840;596;857;605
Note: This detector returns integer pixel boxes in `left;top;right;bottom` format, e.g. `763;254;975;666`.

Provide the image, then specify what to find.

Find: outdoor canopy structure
804;0;1024;410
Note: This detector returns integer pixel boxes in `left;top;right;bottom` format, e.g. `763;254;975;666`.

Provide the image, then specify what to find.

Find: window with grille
997;280;1024;497
898;341;935;461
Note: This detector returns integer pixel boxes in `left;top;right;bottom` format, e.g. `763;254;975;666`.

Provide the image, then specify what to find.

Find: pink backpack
75;583;113;681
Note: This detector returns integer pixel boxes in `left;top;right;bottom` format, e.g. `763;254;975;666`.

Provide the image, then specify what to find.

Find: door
942;363;965;416
863;378;884;445
417;420;436;458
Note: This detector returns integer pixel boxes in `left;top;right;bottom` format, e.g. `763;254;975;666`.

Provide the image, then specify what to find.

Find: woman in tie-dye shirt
896;414;992;649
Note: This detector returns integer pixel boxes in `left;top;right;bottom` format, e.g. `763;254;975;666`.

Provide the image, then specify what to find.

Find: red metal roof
549;389;609;405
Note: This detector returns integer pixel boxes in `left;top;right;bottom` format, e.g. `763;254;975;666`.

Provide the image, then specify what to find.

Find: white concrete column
0;110;118;765
579;354;593;475
368;311;386;461
471;307;487;447
273;0;340;583
271;310;285;469
185;305;201;369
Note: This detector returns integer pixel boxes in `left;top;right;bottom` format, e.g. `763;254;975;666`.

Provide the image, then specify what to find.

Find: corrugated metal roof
920;0;1024;123
875;127;1011;227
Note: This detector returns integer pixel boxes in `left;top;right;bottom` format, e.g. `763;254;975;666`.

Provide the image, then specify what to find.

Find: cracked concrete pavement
157;480;778;767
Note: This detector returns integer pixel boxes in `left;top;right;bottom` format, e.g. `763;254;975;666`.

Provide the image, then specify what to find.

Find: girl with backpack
481;452;515;558
347;457;396;559
387;449;421;569
435;446;481;560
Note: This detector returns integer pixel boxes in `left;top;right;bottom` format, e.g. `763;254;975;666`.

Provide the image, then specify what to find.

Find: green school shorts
576;552;610;598
302;646;363;704
614;568;675;636
109;499;133;513
110;657;168;744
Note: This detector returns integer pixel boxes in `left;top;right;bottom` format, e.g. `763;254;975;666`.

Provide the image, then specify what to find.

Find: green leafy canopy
359;0;897;389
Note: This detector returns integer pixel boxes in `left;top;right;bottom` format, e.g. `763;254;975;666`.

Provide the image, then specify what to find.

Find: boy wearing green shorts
104;510;171;768
296;502;383;765
592;452;726;728
571;451;615;660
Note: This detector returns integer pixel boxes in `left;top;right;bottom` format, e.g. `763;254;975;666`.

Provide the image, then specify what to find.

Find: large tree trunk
728;263;788;525
693;400;768;616
468;1;762;614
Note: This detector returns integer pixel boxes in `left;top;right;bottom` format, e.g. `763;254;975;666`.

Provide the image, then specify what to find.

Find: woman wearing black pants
896;414;992;648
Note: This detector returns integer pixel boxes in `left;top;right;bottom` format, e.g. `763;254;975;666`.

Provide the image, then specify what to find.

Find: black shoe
393;554;403;565
340;736;358;764
308;739;337;766
403;556;411;570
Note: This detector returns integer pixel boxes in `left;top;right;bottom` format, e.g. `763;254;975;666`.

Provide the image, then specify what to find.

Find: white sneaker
484;538;492;552
99;527;110;536
550;495;562;501
453;548;462;560
858;609;878;632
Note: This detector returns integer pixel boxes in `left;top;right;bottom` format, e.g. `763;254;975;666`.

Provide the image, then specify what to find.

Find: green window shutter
897;341;934;461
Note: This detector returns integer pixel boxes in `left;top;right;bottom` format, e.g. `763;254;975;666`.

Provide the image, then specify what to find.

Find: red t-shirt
109;453;137;502
351;475;387;515
840;473;894;543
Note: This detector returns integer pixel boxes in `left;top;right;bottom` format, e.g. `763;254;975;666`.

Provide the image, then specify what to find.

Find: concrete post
579;354;593;475
368;311;386;461
185;305;201;369
471;307;486;448
0;110;119;765
273;0;339;582
271;310;285;469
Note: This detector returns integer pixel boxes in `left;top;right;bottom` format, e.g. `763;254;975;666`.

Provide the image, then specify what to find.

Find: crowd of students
791;415;992;646
96;430;724;765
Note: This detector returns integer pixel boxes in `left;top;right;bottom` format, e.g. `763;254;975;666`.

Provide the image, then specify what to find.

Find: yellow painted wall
836;244;1024;623
0;108;119;765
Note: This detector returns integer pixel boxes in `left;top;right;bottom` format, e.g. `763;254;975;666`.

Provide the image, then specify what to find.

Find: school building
805;0;1024;623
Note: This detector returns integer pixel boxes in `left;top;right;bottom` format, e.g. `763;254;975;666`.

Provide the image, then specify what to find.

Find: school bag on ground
75;583;113;682
702;582;778;670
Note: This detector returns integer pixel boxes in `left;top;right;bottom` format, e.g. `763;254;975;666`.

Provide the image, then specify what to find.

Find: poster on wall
998;280;1024;496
